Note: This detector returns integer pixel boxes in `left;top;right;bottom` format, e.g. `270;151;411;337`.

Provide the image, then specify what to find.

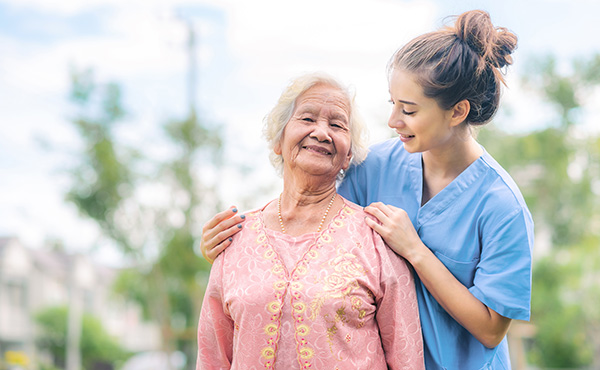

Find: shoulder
479;151;530;211
241;206;263;224
364;138;407;164
221;203;269;258
370;137;404;154
338;198;409;262
347;139;404;170
333;199;375;239
233;206;263;238
341;199;385;227
476;150;534;233
338;198;371;221
343;138;411;183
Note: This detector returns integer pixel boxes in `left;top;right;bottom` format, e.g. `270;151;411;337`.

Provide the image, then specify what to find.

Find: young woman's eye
402;109;416;116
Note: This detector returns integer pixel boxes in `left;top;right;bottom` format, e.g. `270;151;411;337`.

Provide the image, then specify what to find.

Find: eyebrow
398;99;417;106
389;90;418;106
296;103;317;111
323;108;350;125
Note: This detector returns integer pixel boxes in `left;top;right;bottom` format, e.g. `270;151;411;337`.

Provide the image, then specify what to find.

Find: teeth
304;146;331;155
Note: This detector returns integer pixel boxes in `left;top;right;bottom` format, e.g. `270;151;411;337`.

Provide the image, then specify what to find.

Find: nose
387;108;405;129
310;120;332;142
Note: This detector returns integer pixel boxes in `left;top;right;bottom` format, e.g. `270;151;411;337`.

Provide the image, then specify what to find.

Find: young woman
201;10;533;369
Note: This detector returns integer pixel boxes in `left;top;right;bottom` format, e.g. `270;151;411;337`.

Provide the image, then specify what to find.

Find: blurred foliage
478;53;600;367
67;69;133;247
34;306;129;370
66;67;221;369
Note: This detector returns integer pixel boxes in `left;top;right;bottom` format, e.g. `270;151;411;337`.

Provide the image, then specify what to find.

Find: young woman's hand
200;206;245;263
363;202;426;263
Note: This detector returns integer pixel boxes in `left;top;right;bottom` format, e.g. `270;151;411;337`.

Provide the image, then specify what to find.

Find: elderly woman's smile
302;143;332;155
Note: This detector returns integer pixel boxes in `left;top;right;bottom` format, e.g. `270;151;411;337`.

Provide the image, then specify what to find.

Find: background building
0;236;161;369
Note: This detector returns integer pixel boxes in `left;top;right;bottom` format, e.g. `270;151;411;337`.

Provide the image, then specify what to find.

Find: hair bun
455;10;517;69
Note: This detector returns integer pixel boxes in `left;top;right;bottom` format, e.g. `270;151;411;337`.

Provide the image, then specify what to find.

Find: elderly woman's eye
302;117;314;122
331;122;349;130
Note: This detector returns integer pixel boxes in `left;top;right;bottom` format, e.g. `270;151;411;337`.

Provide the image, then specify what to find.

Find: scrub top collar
411;148;490;229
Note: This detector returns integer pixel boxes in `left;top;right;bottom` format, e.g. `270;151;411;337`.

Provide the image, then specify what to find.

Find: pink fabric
197;199;424;370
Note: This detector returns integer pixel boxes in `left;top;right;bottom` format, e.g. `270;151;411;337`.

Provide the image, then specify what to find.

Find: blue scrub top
338;139;533;370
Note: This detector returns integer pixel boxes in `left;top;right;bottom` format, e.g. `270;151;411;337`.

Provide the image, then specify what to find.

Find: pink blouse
197;199;424;370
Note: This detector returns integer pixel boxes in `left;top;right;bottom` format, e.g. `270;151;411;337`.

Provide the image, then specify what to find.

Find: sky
1;0;600;266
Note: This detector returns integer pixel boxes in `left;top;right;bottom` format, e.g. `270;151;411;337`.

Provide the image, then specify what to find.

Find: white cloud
221;0;436;81
1;0;180;16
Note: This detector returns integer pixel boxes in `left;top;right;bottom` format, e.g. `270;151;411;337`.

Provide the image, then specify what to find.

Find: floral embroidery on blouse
309;249;366;318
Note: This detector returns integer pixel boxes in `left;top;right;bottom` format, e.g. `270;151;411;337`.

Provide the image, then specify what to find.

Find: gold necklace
277;193;337;234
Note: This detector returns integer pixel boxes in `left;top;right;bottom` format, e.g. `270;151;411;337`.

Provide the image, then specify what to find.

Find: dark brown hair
388;10;518;125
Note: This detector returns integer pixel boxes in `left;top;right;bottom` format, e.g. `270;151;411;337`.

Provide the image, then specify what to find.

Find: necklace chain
277;193;337;234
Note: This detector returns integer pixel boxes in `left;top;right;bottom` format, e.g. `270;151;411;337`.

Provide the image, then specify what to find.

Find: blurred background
1;0;599;369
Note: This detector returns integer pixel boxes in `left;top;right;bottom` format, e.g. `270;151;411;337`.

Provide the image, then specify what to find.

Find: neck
281;168;339;198
422;135;482;179
420;136;482;206
278;191;336;234
280;185;338;208
272;180;339;236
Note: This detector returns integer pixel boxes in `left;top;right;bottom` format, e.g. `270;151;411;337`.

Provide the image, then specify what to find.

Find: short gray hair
262;72;369;176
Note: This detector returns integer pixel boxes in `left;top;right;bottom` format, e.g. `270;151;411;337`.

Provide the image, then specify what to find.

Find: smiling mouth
303;145;332;155
399;133;415;139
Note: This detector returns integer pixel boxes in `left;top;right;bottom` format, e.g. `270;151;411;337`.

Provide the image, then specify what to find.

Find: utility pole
180;17;200;370
185;19;198;118
66;256;83;370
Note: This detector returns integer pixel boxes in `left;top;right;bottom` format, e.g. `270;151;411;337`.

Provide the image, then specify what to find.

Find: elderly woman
196;73;424;369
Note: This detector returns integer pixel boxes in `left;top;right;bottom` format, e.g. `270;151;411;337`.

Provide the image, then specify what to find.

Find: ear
274;125;288;155
274;140;282;155
450;99;470;127
341;148;353;170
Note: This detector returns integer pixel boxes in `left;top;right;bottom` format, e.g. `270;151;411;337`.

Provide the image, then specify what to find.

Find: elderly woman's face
275;83;352;178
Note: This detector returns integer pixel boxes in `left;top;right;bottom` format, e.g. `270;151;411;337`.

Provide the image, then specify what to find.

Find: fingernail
232;208;238;213
240;215;246;220
237;224;242;229
228;237;233;242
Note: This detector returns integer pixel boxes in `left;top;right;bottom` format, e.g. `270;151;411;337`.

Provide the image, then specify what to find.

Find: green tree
67;69;134;249
34;306;129;369
478;53;600;367
66;67;220;369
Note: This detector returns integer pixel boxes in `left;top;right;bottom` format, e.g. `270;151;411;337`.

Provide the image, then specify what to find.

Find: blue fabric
338;139;533;370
